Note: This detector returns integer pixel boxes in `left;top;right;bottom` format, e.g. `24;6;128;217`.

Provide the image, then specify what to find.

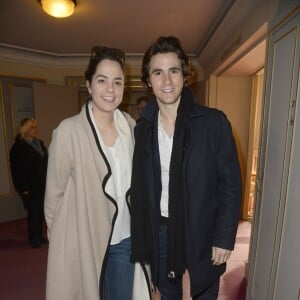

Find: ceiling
0;0;266;75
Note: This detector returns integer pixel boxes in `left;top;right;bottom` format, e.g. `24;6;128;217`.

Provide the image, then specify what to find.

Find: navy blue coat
131;87;242;296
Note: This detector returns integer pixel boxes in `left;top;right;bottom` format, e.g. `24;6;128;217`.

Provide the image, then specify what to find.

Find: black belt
160;216;168;226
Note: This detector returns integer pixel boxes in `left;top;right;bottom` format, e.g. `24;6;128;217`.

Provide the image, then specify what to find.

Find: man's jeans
158;224;183;300
158;223;220;300
193;280;220;300
104;237;134;300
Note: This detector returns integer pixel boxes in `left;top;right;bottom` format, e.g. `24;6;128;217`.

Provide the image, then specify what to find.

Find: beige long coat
44;104;150;300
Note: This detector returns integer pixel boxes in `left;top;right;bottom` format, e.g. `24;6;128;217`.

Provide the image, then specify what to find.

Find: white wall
200;0;280;77
33;82;79;147
215;76;252;193
246;5;300;299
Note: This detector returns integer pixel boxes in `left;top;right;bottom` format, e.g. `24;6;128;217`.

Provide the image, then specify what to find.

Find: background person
130;36;242;300
9;118;48;248
136;95;150;122
44;45;150;300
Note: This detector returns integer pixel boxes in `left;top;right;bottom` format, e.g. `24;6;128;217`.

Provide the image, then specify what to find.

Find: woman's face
25;120;38;140
86;59;124;114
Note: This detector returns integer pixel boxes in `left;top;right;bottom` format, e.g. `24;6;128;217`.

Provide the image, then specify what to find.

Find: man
130;36;242;300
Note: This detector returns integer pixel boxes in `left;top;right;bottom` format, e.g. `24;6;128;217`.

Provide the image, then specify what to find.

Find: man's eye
115;81;123;86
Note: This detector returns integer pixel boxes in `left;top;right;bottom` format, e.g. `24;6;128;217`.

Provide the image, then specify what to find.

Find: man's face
148;52;184;108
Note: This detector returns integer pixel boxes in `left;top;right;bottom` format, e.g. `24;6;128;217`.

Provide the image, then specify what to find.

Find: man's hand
211;246;232;265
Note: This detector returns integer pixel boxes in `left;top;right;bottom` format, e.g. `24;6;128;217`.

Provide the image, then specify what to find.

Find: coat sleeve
213;112;242;250
9;142;29;194
44;124;72;239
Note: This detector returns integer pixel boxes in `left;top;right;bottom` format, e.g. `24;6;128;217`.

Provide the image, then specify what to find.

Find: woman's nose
106;81;114;92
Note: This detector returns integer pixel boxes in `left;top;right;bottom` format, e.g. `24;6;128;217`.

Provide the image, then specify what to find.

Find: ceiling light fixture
39;0;77;18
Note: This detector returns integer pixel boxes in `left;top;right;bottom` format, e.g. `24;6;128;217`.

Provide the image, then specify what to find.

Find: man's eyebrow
150;66;181;74
150;68;162;74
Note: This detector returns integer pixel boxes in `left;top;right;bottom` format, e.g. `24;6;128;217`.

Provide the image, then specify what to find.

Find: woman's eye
154;71;161;76
115;81;123;86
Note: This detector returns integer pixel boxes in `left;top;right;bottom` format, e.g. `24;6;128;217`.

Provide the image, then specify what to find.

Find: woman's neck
92;108;117;147
92;108;114;130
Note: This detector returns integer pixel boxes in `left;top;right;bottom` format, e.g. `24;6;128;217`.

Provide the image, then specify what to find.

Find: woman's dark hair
141;36;191;85
85;46;126;82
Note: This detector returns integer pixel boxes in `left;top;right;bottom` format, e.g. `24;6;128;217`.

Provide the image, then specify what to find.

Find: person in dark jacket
10;118;48;248
130;36;242;300
136;96;149;123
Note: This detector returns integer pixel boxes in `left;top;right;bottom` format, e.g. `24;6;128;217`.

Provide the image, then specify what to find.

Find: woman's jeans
158;223;220;300
104;237;134;300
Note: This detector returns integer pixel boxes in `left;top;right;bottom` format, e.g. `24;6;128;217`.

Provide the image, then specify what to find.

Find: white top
105;140;131;244
158;112;173;218
89;103;131;245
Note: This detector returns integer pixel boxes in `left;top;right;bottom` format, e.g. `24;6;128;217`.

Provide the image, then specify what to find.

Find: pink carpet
153;220;250;300
0;219;250;299
0;219;47;300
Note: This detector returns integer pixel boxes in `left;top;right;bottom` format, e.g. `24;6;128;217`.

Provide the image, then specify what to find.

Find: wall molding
0;43;146;70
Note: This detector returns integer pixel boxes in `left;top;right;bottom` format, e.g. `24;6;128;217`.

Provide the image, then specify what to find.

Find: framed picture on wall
65;76;89;111
0;83;12;195
65;76;86;89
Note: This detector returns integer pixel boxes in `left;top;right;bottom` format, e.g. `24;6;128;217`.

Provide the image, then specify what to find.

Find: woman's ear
86;81;92;94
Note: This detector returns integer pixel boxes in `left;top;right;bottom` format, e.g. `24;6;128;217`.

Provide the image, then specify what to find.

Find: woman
44;46;150;300
9;118;48;248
